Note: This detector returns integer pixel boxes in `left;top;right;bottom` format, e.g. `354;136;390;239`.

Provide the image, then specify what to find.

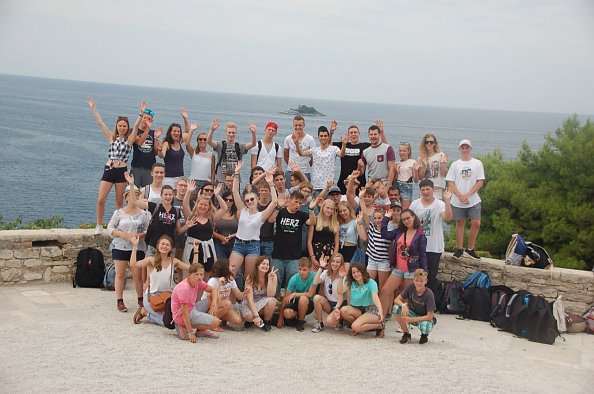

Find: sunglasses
143;109;155;117
328;282;333;295
245;197;256;202
203;188;214;193
425;140;436;145
401;216;414;222
225;198;234;202
198;138;207;141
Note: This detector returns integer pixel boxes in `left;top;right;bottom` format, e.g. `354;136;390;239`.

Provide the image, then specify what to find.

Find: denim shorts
452;202;482;220
391;267;414;279
231;239;261;257
395;181;413;201
260;240;274;257
367;257;391;272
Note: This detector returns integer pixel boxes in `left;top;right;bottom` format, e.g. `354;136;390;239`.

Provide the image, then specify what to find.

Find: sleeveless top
187;219;213;241
164;145;185;177
312;225;336;259
214;215;239;237
190;152;213;181
339;219;358;247
131;129;156;169
148;261;174;293
147;186;161;204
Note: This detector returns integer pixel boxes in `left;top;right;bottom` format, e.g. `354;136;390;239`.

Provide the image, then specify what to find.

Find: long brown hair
246;256;270;289
153;235;174;271
346;262;370;286
112;116;130;142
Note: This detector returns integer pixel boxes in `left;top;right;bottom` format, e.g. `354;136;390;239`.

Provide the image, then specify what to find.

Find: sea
1;73;590;228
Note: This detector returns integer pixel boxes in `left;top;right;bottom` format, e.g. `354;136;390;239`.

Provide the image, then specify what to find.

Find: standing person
256;180;275;257
250;121;282;171
337;263;384;337
230;162;278;281
294;126;346;194
393;269;436;344
446;139;485;260
358;121;395;186
87;97;136;235
141;163;165;204
417;134;449;200
356;208;391;288
207;119;257;184
283;115;316;188
186;127;215;192
172;177;192;282
331;122;371;194
268;191;309;295
307;197;340;269
130;101;162;188
239;257;279;331
379;209;428;319
171;262;222;342
157;109;191;188
410;180;453;293
212;191;238;261
129;235;191;325
337;202;358;263
107;185;152;312
182;181;228;272
395;142;419;210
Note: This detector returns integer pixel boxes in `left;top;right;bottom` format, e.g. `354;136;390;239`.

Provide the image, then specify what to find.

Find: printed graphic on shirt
138;135;154;153
279;217;302;233
419;210;432;237
377;154;384;162
461;166;473;179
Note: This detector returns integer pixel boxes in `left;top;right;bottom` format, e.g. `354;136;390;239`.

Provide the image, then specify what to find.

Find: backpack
460;271;493;321
215;140;242;174
73;247;105;288
525;295;560;344
506;234;527;265
103;260;127;291
436;281;465;314
505;234;553;269
488;285;514;313
162;297;176;330
256;140;280;164
492;289;532;335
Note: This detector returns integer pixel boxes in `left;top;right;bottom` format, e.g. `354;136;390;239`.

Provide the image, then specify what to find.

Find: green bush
0;214;65;230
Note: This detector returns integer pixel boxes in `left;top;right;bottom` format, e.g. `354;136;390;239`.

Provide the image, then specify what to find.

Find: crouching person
171;263;221;343
393;268;436;344
277;257;316;332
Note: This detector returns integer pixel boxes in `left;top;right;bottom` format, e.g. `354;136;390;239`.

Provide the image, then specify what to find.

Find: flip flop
133;307;145;324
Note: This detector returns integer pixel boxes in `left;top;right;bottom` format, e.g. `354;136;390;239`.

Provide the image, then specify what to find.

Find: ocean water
0;74;589;227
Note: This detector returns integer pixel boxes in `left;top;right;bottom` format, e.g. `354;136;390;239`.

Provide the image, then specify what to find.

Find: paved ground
0;283;592;393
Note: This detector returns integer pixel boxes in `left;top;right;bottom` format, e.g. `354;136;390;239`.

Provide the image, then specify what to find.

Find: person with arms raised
207;119;257;184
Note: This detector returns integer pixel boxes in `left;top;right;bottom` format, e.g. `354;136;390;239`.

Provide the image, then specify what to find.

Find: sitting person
170;262;222;343
239;256;278;331
336;262;384;337
311;253;346;333
130;235;191;325
200;259;245;330
392;268;436;344
277;257;317;332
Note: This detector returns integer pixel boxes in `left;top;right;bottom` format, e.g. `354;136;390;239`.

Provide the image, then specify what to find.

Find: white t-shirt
284;134;316;174
320;270;344;303
236;208;264;241
190;152;213;181
203;277;238;300
250;140;282;170
309;145;340;189
410;198;446;253
419;152;446;189
397;159;416;182
446;158;485;207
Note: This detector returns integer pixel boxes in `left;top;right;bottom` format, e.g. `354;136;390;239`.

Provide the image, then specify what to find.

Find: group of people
89;98;486;344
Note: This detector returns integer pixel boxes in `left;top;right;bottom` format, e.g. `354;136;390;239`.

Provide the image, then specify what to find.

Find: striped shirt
366;223;391;261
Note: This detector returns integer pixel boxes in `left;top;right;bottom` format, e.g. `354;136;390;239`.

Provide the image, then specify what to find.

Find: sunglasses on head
117;116;128;121
143;109;154;117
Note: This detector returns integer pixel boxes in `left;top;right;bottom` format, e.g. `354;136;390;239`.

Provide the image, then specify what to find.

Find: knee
298;295;309;305
265;299;276;310
313;294;322;304
471;220;481;228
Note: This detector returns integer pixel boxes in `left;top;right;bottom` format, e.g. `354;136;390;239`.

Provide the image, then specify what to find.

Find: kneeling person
393;269;436;344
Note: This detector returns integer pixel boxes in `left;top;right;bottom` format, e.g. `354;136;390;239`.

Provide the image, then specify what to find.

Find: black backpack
437;281;465;314
73;247;105;288
162;298;176;330
215;140;242;174
494;289;532;336
525;295;559;344
459;271;493;321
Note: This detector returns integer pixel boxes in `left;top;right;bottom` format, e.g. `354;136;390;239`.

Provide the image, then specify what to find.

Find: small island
280;105;325;117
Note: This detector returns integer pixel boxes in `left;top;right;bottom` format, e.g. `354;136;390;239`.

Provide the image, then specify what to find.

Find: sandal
133;307;145;324
376;320;385;338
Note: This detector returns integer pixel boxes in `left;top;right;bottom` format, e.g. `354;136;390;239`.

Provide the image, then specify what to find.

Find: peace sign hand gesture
268;266;279;280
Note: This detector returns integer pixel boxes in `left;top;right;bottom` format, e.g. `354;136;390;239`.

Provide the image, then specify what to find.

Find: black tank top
187;219;213;241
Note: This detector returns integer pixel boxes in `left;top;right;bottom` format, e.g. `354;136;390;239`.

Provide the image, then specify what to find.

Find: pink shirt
396;233;413;272
171;278;208;325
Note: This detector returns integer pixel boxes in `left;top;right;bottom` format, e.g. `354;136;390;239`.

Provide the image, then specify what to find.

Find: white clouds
0;0;592;113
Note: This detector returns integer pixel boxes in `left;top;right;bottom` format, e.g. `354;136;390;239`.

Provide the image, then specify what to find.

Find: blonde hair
414;268;428;280
191;195;215;220
337;202;355;224
226;122;237;131
315;199;339;234
328;253;345;277
418;134;442;162
398;142;412;160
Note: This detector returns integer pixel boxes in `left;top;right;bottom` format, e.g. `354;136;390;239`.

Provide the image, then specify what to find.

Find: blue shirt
350;279;378;307
287;272;316;294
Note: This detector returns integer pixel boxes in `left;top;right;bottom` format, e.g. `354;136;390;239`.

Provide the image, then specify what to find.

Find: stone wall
1;229;592;313
438;254;593;314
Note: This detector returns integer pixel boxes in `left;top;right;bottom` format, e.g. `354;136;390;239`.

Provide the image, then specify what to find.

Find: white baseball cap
459;139;472;148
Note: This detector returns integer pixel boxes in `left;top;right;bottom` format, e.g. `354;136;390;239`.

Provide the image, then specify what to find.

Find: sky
1;0;593;114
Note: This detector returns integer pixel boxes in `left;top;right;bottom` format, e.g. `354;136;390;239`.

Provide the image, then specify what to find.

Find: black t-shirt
272;208;309;259
147;202;180;247
131;129;156;169
333;141;371;193
258;203;274;241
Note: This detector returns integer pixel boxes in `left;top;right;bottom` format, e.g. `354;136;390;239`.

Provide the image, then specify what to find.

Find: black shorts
112;249;145;261
286;297;314;315
101;166;127;184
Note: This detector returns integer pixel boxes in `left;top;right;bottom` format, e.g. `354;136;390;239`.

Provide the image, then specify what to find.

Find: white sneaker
93;225;103;235
311;322;324;333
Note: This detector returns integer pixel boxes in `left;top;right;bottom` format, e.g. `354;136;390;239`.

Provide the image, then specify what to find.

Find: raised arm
129;236;154;269
260;172;278;222
212;183;229;222
337;133;348;158
233;162;246;213
185;123;199;156
124;173;149;210
245;121;257;150
346;170;360;210
375;120;388;144
356;212;368;241
182;179;196;219
87;97;112;141
267;267;279;297
206;118;219;149
135;101;152;147
380;213;399;240
288;161;306;184
180;108;191;133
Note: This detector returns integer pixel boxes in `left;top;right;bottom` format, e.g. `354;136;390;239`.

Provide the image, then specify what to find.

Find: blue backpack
506;234;527;266
463;270;491;289
103;260;126;291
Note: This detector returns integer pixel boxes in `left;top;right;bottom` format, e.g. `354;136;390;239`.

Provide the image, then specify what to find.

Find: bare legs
96;181;126;226
456;218;481;250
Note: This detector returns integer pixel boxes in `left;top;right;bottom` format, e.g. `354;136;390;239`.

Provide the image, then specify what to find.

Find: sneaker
94;225;104;235
334;320;344;330
419;334;429;344
117;300;128;313
196;330;219;339
311;322;324;333
399;332;412;344
296;320;305;332
244;321;254;329
453;249;464;259
262;322;272;332
464;249;481;260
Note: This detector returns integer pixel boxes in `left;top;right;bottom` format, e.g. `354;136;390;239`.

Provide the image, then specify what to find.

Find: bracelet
357;221;365;226
234;174;240;177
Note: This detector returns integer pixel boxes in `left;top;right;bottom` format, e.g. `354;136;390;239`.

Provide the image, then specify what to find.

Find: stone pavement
0;284;592;393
